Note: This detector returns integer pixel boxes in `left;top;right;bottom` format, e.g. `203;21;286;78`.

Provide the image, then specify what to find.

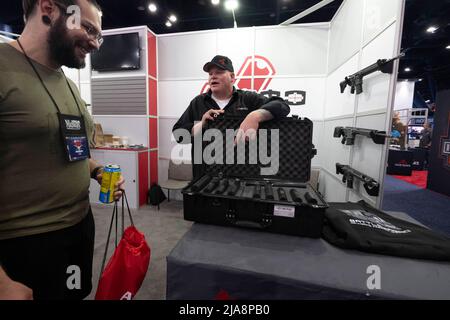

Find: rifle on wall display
334;126;390;145
335;163;380;197
340;52;405;94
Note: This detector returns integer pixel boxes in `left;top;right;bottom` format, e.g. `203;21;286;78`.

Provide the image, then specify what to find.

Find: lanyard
16;39;83;117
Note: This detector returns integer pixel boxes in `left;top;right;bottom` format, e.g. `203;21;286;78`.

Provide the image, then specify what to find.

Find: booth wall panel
319;170;348;202
158;32;217;80
324;54;358;118
159;80;207;117
149;117;158;149
351;113;387;201
357;23;397;114
159;117;192;160
149;78;157;116
328;0;364;73
267;77;326;120
363;0;401;46
255;25;328;76
80;83;91;106
93;116;148;146
147;32;157;78
92;76;147;115
217;28;254;72
321;118;353;179
348;190;377;207
312;121;323;168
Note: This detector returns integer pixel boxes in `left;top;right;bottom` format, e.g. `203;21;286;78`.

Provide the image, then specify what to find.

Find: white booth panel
255;25;328;76
363;0;401;46
158;32;217;80
312;121;323;168
319;171;348;202
266;77;326;120
217;28;254;75
80;83;91;106
328;0;364;73
159;117;192;161
62;66;79;86
324;54;358;118
348;189;377;207
351;113;387;181
79;55;91;83
357;23;397;114
159;80;208;117
321;118;354;178
92;116;148;146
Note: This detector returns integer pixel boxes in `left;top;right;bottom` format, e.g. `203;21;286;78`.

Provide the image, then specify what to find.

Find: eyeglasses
54;2;103;47
80;21;103;46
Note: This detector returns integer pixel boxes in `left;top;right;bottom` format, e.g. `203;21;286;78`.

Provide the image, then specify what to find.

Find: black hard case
182;116;328;238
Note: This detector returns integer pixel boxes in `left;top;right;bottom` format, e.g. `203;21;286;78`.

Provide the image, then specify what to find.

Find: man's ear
38;0;59;23
230;72;236;84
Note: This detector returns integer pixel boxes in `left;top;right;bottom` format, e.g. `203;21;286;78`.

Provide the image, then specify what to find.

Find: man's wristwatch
91;166;104;179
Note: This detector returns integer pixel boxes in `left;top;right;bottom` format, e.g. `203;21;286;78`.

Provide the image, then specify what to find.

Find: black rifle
191;175;212;192
334;126;389;145
340;53;404;94
336;163;380;197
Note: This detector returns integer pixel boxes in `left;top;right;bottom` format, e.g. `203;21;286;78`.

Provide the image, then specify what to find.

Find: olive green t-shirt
0;43;94;240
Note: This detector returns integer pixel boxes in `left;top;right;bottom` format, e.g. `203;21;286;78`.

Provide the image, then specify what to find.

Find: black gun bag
182;115;328;238
323;201;450;261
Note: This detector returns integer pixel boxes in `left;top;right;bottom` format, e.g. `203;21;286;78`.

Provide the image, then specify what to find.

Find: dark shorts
0;208;95;300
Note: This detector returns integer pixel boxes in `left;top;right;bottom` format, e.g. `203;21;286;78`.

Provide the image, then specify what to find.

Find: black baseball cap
203;55;234;72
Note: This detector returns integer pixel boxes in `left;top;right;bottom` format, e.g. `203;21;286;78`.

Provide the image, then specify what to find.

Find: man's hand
201;109;224;125
0;268;33;300
234;110;273;145
95;170;126;201
192;109;225;136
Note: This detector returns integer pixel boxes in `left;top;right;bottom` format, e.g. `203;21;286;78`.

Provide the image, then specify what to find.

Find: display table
166;212;450;300
387;149;413;176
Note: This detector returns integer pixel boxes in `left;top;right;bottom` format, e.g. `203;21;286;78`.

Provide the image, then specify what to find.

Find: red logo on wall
201;55;276;94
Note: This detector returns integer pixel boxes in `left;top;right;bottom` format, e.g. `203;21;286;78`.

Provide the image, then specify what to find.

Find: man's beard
48;17;86;69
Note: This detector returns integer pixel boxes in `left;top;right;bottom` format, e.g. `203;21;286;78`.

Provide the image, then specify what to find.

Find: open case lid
203;115;316;182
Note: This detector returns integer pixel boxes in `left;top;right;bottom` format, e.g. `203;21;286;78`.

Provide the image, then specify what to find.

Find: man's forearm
89;159;103;177
191;121;204;136
251;109;274;122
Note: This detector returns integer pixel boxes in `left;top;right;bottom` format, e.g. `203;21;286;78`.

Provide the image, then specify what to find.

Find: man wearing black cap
173;55;290;179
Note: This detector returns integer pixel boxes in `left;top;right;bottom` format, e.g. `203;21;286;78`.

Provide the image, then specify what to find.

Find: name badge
58;113;90;162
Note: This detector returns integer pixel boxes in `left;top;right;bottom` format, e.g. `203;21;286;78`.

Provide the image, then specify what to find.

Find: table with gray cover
166;212;450;299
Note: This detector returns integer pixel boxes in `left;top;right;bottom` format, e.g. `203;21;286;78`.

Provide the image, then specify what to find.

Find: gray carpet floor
86;200;192;300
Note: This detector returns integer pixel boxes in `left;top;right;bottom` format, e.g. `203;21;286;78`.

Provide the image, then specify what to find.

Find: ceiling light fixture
225;0;239;28
446;45;450;50
404;67;411;72
165;21;172;27
425;100;430;103
418;78;423;82
148;3;157;13
169;15;177;22
426;26;438;33
212;0;220;5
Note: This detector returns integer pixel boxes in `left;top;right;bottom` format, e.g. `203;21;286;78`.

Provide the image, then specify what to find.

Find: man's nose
88;38;101;51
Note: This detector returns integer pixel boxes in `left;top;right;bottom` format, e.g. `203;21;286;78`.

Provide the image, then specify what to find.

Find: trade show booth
80;0;405;211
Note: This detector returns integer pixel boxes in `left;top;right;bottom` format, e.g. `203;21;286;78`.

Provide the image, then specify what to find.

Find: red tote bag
95;191;151;300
